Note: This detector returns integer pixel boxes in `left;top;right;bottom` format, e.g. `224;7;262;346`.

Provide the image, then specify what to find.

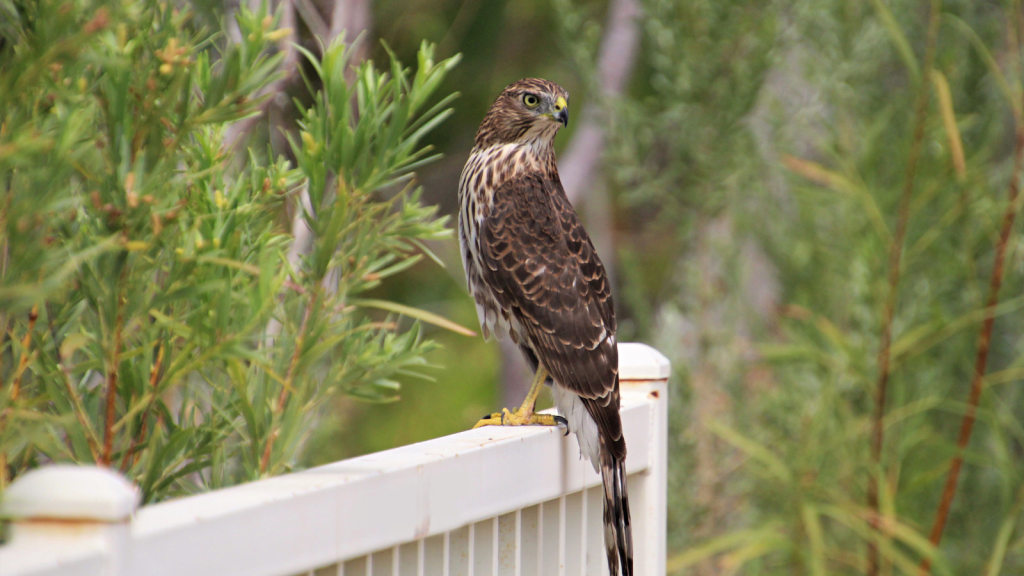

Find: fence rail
0;343;668;576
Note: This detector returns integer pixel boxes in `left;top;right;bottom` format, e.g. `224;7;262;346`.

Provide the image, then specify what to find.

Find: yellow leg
473;366;563;428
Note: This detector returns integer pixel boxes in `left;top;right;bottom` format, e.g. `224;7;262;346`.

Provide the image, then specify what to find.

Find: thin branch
9;304;38;400
59;360;102;463
918;97;1024;576
101;292;125;467
0;305;39;487
120;340;165;471
868;3;940;574
260;289;318;474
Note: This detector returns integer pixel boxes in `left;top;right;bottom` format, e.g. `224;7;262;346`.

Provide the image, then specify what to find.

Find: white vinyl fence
0;343;669;576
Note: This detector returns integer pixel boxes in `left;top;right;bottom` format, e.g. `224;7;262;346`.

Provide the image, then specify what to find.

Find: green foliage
607;0;779;339
562;0;1024;573
0;0;459;502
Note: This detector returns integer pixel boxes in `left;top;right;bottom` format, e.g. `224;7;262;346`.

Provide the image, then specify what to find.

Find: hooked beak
554;96;568;127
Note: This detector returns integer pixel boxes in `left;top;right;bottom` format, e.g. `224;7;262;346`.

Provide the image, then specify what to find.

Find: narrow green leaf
352;299;476;336
868;0;920;80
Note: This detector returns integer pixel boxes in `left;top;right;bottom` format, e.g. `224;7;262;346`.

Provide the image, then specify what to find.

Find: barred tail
601;444;633;576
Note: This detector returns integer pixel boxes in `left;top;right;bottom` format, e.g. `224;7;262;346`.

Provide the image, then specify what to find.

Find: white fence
0;343;669;576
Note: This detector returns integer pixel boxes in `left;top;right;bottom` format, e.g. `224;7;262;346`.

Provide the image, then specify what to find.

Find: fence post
619;343;670;576
0;465;139;576
644;371;669;576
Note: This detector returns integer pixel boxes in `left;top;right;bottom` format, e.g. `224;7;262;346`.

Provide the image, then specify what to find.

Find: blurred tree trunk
328;0;371;57
559;0;640;206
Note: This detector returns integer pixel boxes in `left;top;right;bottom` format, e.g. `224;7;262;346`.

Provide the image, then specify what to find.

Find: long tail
601;442;633;576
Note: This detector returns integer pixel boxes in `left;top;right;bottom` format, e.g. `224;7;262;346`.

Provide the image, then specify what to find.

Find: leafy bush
562;0;1024;573
0;0;460;502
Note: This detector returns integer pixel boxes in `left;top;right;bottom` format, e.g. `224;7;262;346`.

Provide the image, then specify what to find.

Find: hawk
459;78;632;576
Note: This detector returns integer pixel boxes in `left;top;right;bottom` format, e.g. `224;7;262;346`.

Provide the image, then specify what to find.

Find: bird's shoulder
482;173;613;320
485;172;563;241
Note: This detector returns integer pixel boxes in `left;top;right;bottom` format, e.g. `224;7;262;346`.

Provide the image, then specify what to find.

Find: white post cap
618;342;672;380
0;465;140;522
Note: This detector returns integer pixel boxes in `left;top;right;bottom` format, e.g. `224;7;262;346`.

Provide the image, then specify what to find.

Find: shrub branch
919;102;1024;576
10;304;39;401
120;340;165;471
260;290;319;475
59;360;102;463
868;3;940;573
101;281;125;467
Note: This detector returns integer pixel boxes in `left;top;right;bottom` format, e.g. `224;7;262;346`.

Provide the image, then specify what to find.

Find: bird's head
474;78;569;149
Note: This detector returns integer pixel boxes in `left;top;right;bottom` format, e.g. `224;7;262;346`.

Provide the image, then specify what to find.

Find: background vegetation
6;0;1024;574
0;0;462;503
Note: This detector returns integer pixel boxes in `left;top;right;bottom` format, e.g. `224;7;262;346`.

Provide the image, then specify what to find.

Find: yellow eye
523;94;540;108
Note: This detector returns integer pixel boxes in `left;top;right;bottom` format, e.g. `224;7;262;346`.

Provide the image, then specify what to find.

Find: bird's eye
523;94;540;108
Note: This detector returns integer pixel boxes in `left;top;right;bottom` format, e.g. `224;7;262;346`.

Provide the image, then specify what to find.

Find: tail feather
601;444;633;576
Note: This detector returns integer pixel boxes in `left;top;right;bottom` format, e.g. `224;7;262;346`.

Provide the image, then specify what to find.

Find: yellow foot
472;408;567;429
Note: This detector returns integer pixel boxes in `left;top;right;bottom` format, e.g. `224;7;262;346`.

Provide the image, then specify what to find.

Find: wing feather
479;173;619;398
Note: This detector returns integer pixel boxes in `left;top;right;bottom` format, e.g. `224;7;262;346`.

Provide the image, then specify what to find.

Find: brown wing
479;173;625;458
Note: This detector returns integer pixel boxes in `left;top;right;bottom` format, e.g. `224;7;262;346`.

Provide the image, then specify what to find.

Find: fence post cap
0;465;140;522
619;342;671;380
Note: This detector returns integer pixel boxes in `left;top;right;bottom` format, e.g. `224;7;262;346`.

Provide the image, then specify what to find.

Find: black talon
554;415;570;435
482;413;493;420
